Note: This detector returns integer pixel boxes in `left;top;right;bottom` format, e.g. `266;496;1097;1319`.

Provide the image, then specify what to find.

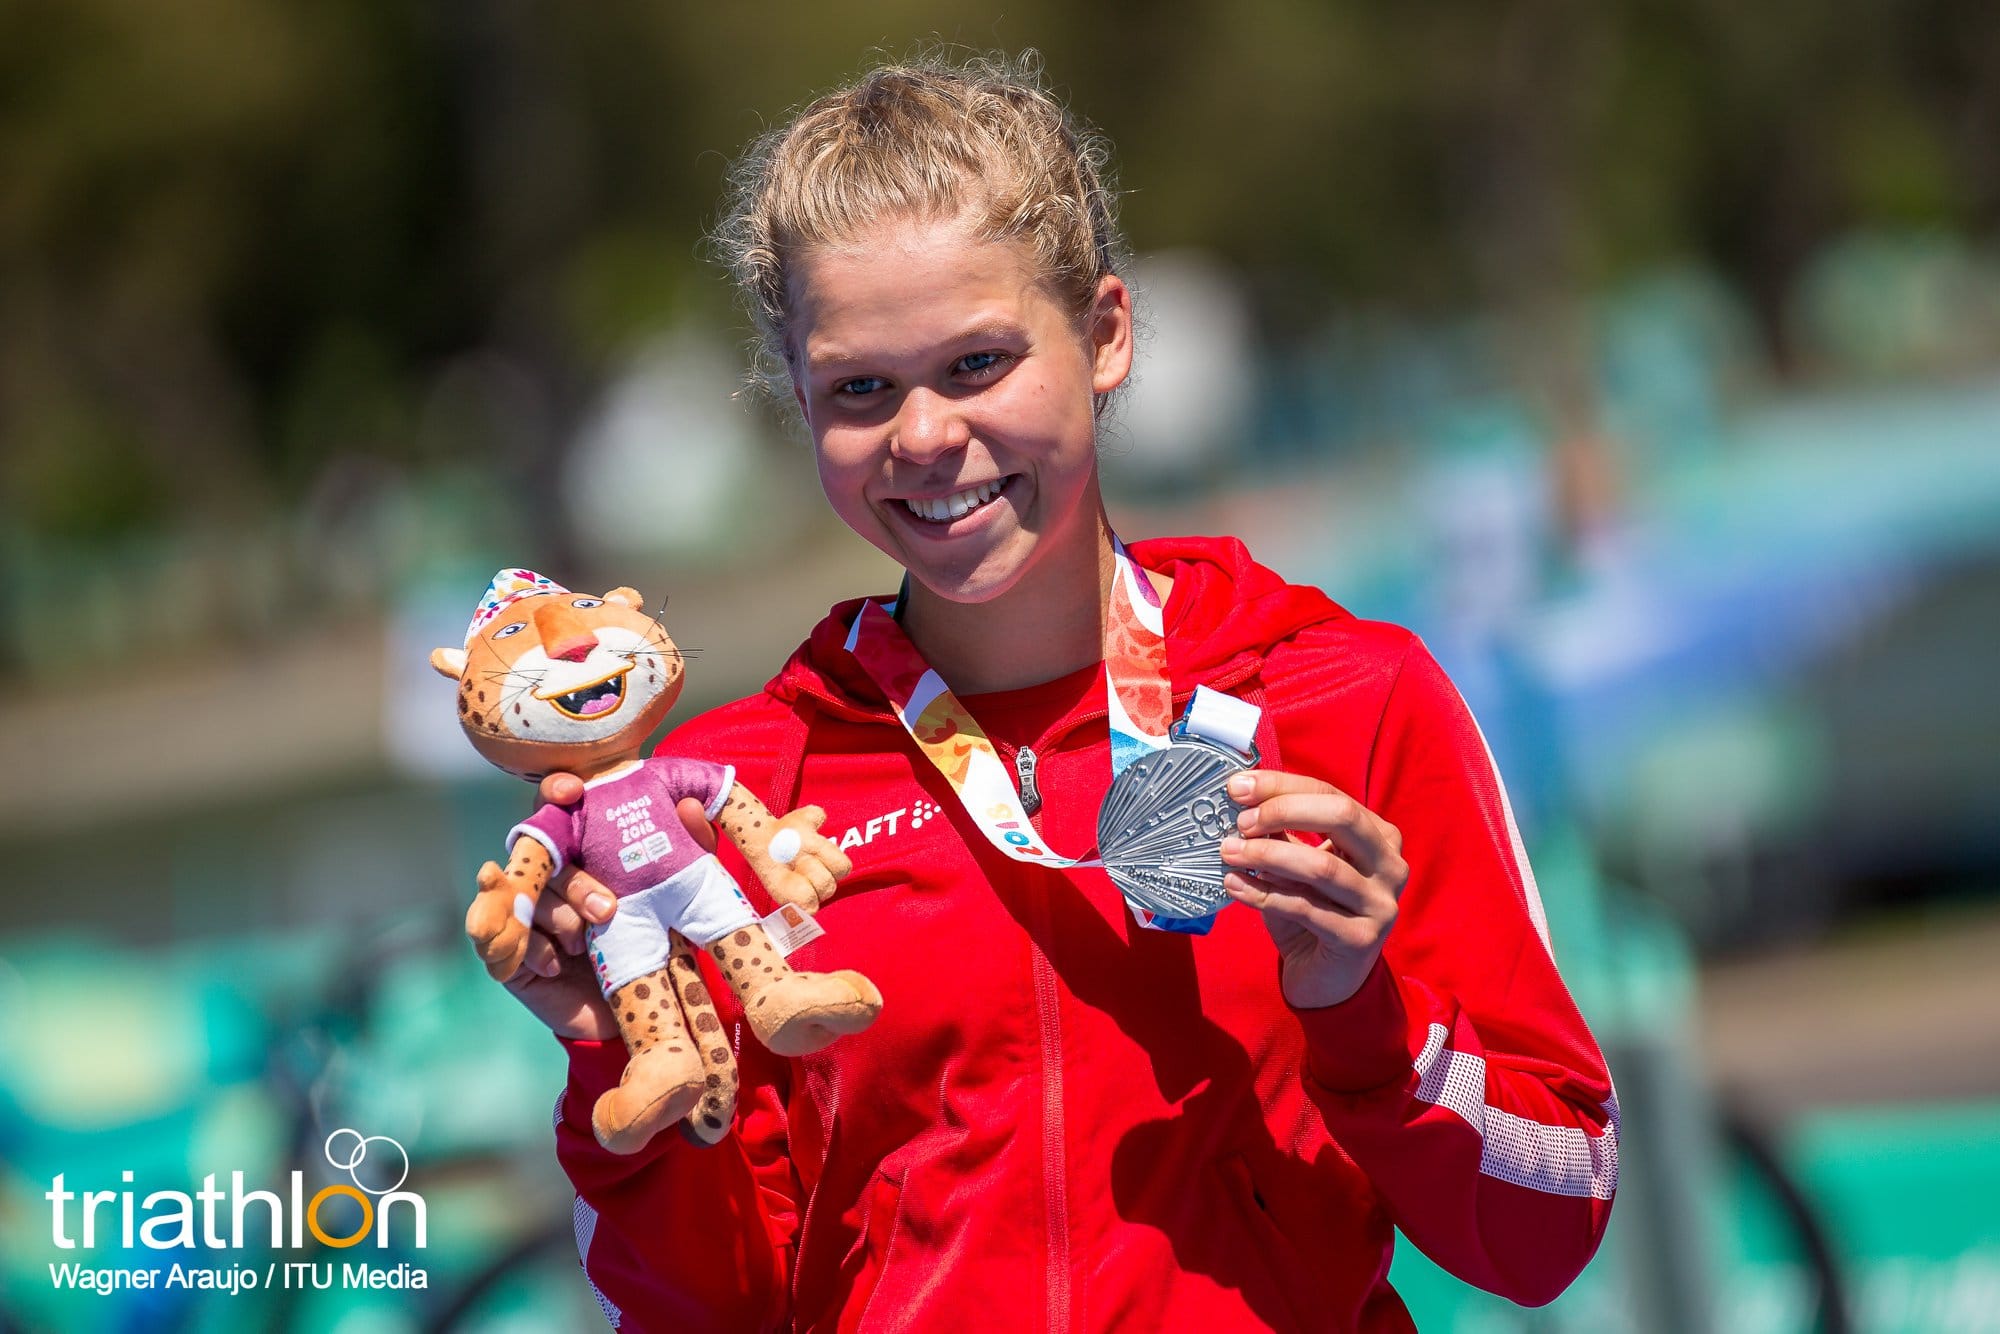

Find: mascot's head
430;569;685;779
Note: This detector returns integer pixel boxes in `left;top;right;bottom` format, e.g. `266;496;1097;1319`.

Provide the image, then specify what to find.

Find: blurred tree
2;0;1995;558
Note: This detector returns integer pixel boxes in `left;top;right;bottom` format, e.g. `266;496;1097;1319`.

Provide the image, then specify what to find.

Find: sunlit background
3;4;1998;1331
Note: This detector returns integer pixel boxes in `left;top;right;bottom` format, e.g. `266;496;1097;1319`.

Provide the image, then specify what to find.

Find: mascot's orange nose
532;599;599;663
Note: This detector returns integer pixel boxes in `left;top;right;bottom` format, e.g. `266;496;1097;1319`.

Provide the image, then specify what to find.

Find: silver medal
1097;724;1259;920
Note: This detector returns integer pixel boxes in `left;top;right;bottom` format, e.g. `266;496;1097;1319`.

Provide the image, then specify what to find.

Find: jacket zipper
1014;745;1043;815
1001;669;1257;1333
803;662;1262;1334
782;657;1262;1330
1000;731;1067;1330
1031;936;1070;1332
975;659;1263;848
992;738;1048;840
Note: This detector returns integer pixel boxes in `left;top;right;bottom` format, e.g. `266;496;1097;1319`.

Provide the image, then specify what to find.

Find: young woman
489;55;1618;1333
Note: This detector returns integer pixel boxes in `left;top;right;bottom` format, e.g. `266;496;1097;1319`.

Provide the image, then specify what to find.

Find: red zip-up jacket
553;535;1618;1332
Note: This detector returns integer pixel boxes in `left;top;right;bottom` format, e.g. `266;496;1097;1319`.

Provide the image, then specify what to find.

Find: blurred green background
3;3;1998;1331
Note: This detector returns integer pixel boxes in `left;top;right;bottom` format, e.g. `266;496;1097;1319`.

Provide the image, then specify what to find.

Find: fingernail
586;892;615;919
1236;808;1255;833
1228;774;1253;798
1220;836;1244;856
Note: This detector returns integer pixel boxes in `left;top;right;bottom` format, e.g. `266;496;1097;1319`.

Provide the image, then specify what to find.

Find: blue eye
572;598;603;608
836;376;888;396
957;351;1005;375
494;622;526;639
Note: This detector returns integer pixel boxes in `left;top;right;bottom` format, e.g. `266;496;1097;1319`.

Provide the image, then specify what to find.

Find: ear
429;646;467;680
1087;273;1134;396
604;587;644;608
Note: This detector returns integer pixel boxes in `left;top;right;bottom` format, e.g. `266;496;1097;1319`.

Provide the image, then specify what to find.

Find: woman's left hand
1220;770;1410;1010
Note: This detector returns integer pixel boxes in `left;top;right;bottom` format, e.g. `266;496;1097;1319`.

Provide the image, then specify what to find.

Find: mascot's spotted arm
430;570;882;1154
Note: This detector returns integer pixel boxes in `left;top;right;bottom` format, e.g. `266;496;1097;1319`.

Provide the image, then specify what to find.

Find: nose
890;387;970;464
531;600;599;662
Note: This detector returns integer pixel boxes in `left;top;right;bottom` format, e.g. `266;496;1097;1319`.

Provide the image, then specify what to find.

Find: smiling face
788;211;1133;607
431;587;684;780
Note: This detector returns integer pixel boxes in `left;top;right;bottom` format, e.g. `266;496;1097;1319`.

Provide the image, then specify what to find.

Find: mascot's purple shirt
508;756;735;898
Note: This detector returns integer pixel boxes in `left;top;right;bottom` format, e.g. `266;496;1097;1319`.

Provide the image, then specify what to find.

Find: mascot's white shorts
585;854;758;994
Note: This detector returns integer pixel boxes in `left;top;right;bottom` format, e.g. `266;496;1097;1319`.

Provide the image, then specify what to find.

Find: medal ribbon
842;537;1175;880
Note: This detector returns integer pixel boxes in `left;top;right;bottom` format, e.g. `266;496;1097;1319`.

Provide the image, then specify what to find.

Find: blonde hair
716;50;1127;399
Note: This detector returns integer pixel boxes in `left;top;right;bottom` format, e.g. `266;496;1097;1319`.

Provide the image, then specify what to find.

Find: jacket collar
765;534;1350;727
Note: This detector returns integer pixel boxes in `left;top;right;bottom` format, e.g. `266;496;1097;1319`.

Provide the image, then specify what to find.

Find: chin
902;540;1036;607
917;572;1012;606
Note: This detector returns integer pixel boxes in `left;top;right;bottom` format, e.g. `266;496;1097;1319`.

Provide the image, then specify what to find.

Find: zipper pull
1015;744;1043;816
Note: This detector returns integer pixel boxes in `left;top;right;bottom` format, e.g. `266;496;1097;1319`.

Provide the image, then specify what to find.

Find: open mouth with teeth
902;476;1013;524
538;668;629;720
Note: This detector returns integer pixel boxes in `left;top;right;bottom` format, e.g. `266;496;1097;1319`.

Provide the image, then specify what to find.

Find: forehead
466;595;551;657
491;591;558;627
790;214;1059;370
468;594;664;659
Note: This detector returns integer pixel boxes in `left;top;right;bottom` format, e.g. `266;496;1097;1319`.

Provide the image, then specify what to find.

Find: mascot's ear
429;646;468;680
604;587;644;608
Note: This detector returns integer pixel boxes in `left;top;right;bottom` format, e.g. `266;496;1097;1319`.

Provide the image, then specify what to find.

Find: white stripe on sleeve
1412;1022;1620;1200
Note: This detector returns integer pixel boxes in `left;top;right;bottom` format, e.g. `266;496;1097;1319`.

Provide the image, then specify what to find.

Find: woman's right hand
481;771;718;1041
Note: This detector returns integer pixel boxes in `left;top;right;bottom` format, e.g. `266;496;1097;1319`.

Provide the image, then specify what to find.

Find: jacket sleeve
555;1019;800;1333
1290;637;1618;1307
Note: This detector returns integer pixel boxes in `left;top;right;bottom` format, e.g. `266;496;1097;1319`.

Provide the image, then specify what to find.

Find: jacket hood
767;534;1350;720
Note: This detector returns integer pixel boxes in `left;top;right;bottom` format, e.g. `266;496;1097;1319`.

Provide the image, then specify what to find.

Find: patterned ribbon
843;537;1215;932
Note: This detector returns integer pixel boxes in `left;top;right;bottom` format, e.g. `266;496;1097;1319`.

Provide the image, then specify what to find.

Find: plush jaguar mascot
431;569;882;1154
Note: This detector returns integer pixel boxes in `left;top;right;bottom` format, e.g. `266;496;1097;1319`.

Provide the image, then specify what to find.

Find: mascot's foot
593;969;709;1156
665;945;737;1149
593;1040;705;1155
742;970;883;1058
679;1099;732;1149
